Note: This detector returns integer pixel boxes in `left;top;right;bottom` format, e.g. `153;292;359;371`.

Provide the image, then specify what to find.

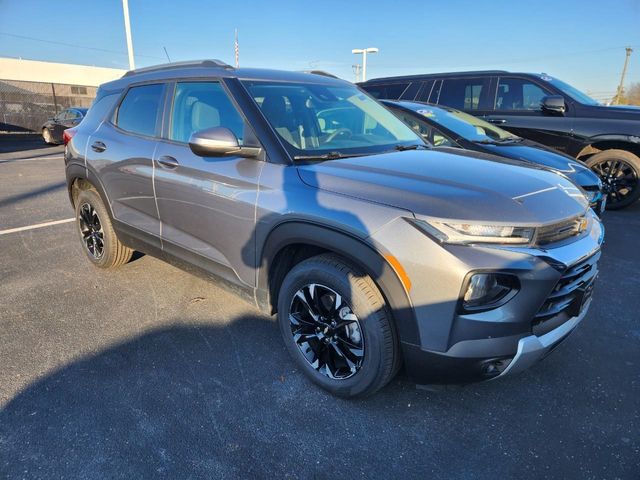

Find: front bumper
496;298;590;378
368;212;603;385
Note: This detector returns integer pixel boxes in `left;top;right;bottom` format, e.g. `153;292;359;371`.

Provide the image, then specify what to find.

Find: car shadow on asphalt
0;315;489;478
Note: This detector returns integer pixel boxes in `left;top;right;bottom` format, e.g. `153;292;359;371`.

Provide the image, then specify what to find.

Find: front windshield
410;105;518;142
540;76;600;106
242;81;423;157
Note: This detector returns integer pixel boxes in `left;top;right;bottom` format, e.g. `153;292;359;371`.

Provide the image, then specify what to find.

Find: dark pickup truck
360;71;640;209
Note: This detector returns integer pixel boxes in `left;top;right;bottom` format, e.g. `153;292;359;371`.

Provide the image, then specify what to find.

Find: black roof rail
303;70;339;79
122;59;234;78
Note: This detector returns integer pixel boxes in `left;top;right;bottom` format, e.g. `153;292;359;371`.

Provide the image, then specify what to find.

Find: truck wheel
586;149;640;210
75;189;133;268
277;253;400;397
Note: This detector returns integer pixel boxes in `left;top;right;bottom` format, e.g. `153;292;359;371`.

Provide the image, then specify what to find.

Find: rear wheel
75;189;133;268
587;149;640;210
277;253;400;397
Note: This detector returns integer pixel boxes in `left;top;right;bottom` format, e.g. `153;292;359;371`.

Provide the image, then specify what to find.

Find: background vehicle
42;108;87;144
360;71;640;210
383;100;605;214
65;61;603;397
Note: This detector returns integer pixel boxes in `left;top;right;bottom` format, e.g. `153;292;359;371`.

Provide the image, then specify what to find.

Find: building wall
0;57;126;87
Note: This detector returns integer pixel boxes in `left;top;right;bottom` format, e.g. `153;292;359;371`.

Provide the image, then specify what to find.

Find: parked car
42;108;87;144
360;71;640;209
65;60;603;397
382;100;606;214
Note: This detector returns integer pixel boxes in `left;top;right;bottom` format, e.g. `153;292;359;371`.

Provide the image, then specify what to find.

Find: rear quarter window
116;83;165;137
361;83;409;100
78;91;121;132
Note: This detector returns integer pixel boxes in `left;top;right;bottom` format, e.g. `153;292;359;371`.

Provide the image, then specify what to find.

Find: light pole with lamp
351;47;378;82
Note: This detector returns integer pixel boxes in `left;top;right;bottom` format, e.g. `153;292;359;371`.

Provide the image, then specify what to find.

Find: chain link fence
0;79;97;133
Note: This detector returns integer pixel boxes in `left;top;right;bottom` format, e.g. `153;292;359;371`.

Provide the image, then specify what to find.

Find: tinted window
361;83;409;99
399;82;421;100
116;83;164;137
415;80;435;102
81;92;121;131
437;78;489;110
393;109;453;147
496;77;551;110
169;82;245;144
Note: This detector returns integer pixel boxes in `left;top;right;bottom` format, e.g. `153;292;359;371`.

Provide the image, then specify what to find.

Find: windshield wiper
473;137;522;145
292;151;364;161
394;144;430;151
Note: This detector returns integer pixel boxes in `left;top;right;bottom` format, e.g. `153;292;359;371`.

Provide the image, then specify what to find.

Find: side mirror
541;95;566;115
188;127;262;158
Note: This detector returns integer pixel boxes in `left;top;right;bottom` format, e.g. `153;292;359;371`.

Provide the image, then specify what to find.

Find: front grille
533;252;600;335
535;215;586;246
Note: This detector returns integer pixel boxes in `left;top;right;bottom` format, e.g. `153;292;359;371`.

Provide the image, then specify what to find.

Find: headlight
411;219;535;245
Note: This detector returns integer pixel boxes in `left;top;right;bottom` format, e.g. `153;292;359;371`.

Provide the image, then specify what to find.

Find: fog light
462;273;518;311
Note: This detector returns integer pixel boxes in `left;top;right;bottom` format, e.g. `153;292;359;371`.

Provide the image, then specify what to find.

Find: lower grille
533;252;600;335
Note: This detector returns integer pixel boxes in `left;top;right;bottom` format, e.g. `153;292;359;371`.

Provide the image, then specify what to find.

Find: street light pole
352;47;378;82
122;0;135;70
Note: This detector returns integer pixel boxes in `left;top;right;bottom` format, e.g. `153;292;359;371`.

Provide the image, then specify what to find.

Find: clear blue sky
1;0;638;101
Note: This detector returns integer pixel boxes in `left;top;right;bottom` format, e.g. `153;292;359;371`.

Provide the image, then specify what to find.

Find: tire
75;189;133;269
586;149;640;210
277;253;400;398
42;128;53;145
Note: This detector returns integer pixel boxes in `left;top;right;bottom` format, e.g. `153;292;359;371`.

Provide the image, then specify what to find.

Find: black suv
360;71;640;209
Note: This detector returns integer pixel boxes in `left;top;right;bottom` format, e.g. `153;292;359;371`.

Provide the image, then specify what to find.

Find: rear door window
436;78;490;110
495;77;552;110
415;80;435;102
116;83;165;137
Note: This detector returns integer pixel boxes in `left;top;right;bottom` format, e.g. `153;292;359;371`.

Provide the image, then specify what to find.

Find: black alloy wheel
78;202;105;259
289;283;364;380
587;149;640;210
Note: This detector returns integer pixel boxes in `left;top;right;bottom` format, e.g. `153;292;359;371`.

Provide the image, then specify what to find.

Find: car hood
581;103;640;120
477;140;601;189
296;149;588;224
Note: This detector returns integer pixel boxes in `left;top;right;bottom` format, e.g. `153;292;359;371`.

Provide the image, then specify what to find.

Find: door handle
91;141;106;152
488;119;507;124
157;155;179;169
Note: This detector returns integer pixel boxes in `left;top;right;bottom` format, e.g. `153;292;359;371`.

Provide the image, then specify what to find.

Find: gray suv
65;60;604;397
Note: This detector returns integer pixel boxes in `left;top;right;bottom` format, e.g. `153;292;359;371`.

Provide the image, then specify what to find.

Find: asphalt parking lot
0;139;638;479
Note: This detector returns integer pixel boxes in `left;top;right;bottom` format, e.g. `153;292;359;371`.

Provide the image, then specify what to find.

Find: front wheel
587;149;640;210
277;254;400;397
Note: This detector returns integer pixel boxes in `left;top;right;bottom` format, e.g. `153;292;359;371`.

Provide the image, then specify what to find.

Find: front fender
257;220;420;345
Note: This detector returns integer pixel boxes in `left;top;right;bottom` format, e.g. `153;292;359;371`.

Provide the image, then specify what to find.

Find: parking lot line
0;155;64;164
0;217;74;236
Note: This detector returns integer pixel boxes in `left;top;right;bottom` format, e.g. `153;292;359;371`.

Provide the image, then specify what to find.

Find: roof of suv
360;70;543;84
101;59;349;91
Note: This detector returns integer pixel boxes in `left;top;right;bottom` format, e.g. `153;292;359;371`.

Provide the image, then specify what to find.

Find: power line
0;31;164;60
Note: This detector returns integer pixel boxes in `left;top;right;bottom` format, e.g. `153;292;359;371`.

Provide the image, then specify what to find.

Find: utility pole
352;64;362;83
122;0;135;70
352;47;378;82
614;47;633;105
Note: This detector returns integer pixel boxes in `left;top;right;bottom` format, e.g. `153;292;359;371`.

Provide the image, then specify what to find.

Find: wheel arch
257;221;420;345
576;136;640;161
65;163;114;218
